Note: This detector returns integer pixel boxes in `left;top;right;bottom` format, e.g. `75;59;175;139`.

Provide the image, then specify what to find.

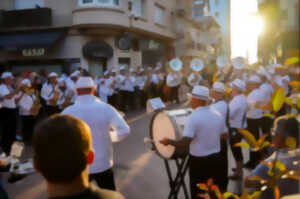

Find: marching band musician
228;79;248;180
160;85;227;199
66;71;80;104
136;68;148;108
62;76;130;191
210;82;229;191
15;79;39;144
0;72;19;155
117;67;128;112
244;75;265;169
166;71;182;104
57;78;74;110
150;66;163;98
97;71;114;104
41;72;62;116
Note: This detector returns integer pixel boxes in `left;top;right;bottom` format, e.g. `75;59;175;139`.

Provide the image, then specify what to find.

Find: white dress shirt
183;106;226;157
0;84;16;109
166;73;182;87
229;94;248;128
136;75;147;90
97;79;113;103
210;100;228;132
41;83;61;106
62;95;130;174
17;92;34;116
247;88;265;119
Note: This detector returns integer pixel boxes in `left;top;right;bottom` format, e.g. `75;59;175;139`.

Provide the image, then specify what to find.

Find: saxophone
30;90;41;116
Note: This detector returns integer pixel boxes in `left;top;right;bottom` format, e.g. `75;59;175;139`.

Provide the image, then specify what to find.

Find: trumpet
30;90;41;116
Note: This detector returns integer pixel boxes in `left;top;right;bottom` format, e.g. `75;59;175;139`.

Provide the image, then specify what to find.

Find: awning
0;30;66;51
82;41;114;60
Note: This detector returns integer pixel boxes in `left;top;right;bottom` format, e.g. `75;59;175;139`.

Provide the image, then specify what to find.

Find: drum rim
150;110;184;159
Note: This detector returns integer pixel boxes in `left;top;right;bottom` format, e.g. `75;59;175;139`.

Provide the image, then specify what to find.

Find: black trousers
189;153;223;199
247;118;262;164
0;108;17;155
169;86;179;103
21;115;35;144
45;105;60;117
261;116;273;141
219;139;228;192
229;128;243;162
89;169;116;191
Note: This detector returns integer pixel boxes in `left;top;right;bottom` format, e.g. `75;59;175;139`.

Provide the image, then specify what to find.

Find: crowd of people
0;56;299;199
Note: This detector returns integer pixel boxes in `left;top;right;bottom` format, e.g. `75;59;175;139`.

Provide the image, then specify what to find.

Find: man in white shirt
41;72;61;116
62;77;130;191
245;75;265;169
136;68;147;108
0;72;19;154
210;82;229;191
166;71;182;104
161;85;227;198
15;79;37;144
228;79;248;179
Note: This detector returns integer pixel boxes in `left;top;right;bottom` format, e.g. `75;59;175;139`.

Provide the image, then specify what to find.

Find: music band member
160;85;227;199
210;82;229;191
0;72;19;155
62;77;130;191
166;71;182;104
41;72;61;116
228;79;248;179
15;79;40;144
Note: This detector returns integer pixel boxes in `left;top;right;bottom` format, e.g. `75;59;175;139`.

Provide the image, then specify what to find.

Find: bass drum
150;109;192;159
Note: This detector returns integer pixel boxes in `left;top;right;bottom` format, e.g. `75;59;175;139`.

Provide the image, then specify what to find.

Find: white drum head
152;112;177;159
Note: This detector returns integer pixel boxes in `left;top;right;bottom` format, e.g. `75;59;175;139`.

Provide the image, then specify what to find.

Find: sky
231;0;262;64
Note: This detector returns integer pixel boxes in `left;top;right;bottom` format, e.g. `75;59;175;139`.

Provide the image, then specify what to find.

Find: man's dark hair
33;114;91;183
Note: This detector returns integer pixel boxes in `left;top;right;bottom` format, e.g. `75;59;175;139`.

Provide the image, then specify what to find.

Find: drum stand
164;156;190;199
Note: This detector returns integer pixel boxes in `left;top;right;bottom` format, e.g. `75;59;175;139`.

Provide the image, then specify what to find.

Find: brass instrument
49;86;60;106
30;90;41;116
62;91;73;109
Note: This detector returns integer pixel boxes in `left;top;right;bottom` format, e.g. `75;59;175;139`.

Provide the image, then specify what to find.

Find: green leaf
297;97;300;109
285;97;294;106
272;88;286;112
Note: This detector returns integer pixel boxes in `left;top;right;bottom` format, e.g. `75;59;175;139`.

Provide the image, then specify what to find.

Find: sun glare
231;0;263;64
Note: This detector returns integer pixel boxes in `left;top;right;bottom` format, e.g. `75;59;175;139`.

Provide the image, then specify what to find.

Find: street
3;105;250;199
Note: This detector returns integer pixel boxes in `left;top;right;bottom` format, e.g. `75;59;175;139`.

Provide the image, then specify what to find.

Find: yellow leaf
272;87;286;112
198;183;208;191
274;160;286;172
285;98;294;106
262;113;275;119
234;142;250;149
238;129;258;148
286;137;297;149
285;57;300;66
257;134;268;147
297;97;300;109
251;191;261;199
212;72;218;83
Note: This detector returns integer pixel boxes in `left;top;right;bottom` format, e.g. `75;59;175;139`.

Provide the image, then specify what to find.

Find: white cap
70;71;80;78
188;85;210;101
104;71;109;76
58;78;65;86
120;66;126;71
130;68;135;73
257;67;267;77
231;79;246;91
212;82;225;93
21;79;31;87
75;77;95;89
248;75;262;84
48;72;58;78
111;69;117;73
282;75;290;83
1;72;13;79
232;57;246;70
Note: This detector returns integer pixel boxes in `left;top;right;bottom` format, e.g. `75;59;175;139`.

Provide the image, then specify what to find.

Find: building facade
0;0;177;75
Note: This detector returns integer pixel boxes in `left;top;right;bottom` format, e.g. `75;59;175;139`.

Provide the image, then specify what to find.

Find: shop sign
149;40;160;50
22;48;45;57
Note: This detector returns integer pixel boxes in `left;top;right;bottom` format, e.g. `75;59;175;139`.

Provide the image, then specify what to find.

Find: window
14;0;44;10
192;0;204;20
131;0;145;17
154;6;165;25
79;0;119;7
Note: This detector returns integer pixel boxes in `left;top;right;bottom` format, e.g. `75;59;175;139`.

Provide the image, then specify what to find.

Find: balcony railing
1;8;52;29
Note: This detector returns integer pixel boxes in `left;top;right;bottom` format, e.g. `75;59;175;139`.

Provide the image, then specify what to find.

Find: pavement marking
118;152;153;189
127;112;148;124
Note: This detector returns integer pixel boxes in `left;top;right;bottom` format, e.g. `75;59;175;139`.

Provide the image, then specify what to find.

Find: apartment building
0;0;177;75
